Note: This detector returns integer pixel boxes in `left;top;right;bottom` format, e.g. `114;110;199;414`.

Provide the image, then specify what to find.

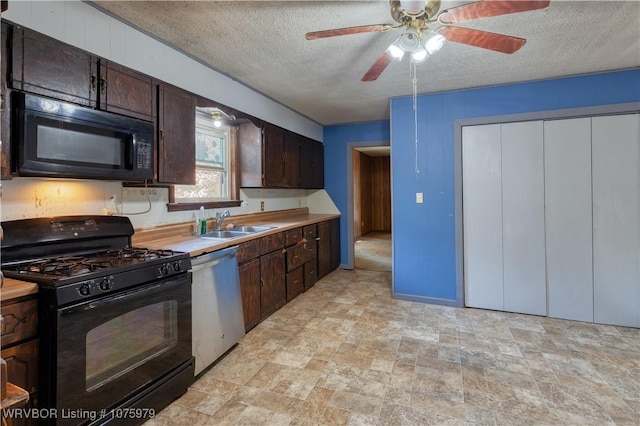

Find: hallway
354;232;391;272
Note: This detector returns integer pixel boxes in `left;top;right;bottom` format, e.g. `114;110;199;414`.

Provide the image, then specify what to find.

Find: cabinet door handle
91;74;97;91
160;129;165;141
100;77;107;93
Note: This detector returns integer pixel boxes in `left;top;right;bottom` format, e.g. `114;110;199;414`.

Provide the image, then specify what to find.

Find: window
175;110;230;202
167;106;241;212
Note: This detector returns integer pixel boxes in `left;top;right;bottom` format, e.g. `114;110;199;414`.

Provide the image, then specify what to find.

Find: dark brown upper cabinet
157;83;196;184
284;130;300;188
238;121;323;189
263;122;289;187
98;60;155;122
1;21;12;180
299;137;324;189
10;25;154;122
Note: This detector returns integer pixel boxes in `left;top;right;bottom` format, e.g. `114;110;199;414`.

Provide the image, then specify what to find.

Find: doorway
352;147;391;271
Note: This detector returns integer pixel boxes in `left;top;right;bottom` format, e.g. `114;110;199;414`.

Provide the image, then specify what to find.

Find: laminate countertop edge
1;278;39;303
139;213;341;258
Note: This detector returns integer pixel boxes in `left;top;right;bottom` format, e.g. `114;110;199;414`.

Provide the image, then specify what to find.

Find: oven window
37;125;122;166
85;300;178;391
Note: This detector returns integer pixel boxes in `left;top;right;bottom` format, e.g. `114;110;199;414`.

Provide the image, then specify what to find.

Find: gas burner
21;256;114;277
105;248;176;261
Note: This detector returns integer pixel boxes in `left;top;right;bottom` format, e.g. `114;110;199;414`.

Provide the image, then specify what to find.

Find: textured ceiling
90;1;640;125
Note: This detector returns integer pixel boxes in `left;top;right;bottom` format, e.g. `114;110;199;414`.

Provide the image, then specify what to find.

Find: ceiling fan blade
362;51;393;82
437;26;526;54
305;24;393;40
439;0;550;24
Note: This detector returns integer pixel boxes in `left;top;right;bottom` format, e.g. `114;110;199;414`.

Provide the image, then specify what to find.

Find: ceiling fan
305;0;550;81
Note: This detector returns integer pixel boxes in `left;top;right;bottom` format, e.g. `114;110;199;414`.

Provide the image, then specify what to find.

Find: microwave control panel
136;138;153;171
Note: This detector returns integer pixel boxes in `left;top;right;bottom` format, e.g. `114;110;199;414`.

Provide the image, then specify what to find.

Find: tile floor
147;269;640;425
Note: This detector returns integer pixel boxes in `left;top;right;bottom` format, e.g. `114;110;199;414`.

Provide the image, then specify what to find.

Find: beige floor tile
146;269;640;425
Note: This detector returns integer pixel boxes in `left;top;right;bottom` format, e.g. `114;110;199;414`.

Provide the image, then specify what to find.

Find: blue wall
324;69;640;304
323;121;390;262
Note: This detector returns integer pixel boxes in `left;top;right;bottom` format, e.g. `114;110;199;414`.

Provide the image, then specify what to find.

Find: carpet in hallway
354;232;391;272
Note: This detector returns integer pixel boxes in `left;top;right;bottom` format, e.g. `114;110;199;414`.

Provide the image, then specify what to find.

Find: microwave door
14;92;154;181
21;115;128;179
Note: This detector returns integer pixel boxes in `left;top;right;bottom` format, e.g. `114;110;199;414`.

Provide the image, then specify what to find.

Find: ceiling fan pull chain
411;61;420;178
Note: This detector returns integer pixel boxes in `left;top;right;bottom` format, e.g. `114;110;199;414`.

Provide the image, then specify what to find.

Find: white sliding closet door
463;124;504;310
544;118;593;322
501;121;546;315
592;113;640;327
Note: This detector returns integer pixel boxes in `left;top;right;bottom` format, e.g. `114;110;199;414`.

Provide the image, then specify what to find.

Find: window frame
166;124;241;212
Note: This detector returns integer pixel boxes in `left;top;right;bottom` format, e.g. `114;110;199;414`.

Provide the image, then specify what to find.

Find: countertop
0;209;340;303
134;209;340;258
1;278;38;303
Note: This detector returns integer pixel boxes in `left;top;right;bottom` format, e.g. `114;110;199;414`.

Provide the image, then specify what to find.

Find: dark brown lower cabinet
303;260;317;290
237;222;337;331
286;242;307;271
259;249;286;319
330;218;341;270
317;220;332;278
1;295;39;426
286;267;304;302
238;258;261;332
2;339;39;426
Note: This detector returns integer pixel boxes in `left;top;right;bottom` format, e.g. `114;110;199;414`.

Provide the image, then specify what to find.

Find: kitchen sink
228;225;276;233
200;230;252;239
199;225;276;239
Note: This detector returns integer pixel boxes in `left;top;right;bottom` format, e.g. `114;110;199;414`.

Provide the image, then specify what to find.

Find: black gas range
1;215;194;426
2;216;190;304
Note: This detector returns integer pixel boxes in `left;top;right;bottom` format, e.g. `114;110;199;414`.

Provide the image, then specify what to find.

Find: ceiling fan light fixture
423;30;446;54
387;40;405;60
398;28;421;52
411;45;428;62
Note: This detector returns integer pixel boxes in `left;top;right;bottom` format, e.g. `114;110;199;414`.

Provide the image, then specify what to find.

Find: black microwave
12;92;154;181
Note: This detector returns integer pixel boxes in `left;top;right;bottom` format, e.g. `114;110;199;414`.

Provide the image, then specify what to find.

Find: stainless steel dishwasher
191;246;245;375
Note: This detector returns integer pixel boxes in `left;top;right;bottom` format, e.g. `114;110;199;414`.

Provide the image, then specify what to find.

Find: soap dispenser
199;206;207;234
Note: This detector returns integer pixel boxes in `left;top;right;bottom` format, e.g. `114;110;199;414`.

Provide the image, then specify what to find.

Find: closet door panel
544;118;593;322
501;121;546;315
592;113;640;327
462;124;504;310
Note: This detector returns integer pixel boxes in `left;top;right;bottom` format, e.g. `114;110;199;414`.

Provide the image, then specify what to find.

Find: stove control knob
99;276;114;291
172;261;181;272
160;264;170;276
78;282;93;297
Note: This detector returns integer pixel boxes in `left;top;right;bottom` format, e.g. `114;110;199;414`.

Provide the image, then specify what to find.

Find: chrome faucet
215;209;230;230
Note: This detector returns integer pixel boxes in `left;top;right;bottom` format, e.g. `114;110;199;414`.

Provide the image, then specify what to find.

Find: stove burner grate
21;256;115;277
104;248;176;260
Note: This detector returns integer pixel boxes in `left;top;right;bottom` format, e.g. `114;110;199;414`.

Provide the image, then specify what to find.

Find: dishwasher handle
191;246;238;271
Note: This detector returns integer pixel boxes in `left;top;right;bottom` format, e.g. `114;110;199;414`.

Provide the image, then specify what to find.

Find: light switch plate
416;192;423;204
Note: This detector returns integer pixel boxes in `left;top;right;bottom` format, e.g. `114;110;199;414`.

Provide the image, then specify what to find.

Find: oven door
54;273;192;418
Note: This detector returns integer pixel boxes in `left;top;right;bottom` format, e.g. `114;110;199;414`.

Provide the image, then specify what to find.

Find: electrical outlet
416;192;424;204
260;201;265;211
138;188;158;196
